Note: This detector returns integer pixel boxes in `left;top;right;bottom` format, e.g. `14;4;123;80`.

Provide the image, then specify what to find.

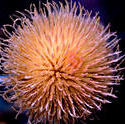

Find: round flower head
0;0;124;123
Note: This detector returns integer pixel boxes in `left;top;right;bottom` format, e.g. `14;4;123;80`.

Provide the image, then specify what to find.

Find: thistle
0;0;124;123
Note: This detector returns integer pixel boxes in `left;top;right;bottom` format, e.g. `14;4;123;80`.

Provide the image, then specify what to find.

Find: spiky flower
0;0;124;123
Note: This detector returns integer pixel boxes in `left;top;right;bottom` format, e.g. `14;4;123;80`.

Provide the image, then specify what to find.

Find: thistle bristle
0;0;124;124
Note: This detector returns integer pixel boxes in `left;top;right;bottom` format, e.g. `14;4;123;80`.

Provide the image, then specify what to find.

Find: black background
0;0;125;124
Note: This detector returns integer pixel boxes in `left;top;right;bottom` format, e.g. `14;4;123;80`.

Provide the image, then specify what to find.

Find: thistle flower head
0;0;124;123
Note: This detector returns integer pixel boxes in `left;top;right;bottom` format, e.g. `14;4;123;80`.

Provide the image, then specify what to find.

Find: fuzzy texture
0;1;124;124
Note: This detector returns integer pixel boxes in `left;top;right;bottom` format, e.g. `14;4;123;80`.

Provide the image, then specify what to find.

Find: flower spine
0;0;124;124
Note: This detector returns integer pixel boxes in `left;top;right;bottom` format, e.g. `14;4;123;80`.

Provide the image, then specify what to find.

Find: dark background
0;0;125;124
